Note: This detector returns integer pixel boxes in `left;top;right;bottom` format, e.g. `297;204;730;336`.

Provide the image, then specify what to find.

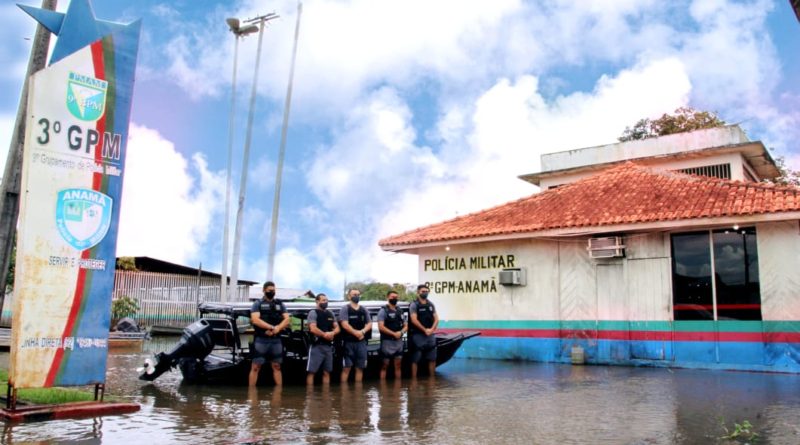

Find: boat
138;300;480;384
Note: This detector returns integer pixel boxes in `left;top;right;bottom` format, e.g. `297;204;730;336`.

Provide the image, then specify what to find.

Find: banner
10;12;140;388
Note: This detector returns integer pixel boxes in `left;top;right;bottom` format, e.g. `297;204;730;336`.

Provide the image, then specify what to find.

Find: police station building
379;126;800;373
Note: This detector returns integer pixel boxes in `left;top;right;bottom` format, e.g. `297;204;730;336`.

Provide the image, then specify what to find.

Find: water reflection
2;346;800;444
304;384;333;436
377;379;404;435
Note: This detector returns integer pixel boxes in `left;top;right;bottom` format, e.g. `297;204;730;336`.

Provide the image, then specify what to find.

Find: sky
1;0;799;298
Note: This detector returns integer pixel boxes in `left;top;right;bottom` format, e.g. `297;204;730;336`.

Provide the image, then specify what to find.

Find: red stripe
91;40;106;189
439;328;800;344
44;41;107;387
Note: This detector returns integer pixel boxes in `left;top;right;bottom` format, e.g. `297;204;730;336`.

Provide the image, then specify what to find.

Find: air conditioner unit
587;236;625;259
498;268;527;286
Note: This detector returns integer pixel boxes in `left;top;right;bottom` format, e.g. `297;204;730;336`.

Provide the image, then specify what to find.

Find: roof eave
379;211;800;253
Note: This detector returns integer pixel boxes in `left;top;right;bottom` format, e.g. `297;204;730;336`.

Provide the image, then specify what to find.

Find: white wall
757;221;800;320
418;233;672;323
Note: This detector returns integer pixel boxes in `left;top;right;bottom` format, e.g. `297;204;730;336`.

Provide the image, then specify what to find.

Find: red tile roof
379;162;800;248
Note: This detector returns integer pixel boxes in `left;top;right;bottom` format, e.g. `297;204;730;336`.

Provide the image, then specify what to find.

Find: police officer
339;289;372;383
249;281;290;386
377;290;407;380
409;284;439;378
307;293;340;385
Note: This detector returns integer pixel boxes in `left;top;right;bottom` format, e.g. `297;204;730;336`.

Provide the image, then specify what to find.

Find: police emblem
66;72;108;122
55;188;113;250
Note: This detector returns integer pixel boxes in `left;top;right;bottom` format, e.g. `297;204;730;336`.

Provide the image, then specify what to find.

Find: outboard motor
138;319;216;381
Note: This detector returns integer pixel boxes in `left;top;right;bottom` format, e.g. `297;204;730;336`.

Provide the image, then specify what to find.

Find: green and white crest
66;71;108;122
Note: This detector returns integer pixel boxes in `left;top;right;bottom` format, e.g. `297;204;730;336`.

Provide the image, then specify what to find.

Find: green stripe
441;320;560;329
441;319;800;333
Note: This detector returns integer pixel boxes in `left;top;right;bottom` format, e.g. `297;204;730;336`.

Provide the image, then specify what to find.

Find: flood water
2;338;800;444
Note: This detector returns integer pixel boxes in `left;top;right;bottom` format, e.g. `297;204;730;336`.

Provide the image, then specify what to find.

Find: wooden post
0;0;57;317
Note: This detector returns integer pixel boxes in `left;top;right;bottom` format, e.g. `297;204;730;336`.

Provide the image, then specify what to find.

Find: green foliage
770;156;800;186
111;295;139;322
618;107;726;142
619;107;800;186
719;419;759;442
345;281;416;302
115;256;137;271
5;235;14;293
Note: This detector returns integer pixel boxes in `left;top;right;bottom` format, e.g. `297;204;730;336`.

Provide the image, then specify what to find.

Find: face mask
319;302;328;310
351;295;360;304
265;290;275;299
419;292;429;299
388;298;398;306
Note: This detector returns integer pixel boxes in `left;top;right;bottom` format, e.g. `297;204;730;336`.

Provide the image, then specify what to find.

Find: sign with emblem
66;72;107;122
10;1;141;389
55;188;114;250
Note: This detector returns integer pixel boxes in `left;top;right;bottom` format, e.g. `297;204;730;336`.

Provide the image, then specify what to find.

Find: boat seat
202;318;241;355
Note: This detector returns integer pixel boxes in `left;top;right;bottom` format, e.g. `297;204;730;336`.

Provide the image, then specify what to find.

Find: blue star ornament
18;0;131;65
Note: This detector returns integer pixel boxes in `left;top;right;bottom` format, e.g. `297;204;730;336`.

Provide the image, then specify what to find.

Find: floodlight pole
0;0;57;314
266;1;303;281
220;29;240;303
221;18;258;302
229;12;278;300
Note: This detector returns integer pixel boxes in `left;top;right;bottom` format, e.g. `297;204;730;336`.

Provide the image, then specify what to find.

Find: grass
0;368;97;405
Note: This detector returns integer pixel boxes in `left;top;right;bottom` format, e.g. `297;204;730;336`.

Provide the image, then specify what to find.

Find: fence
113;270;251;330
0;273;252;329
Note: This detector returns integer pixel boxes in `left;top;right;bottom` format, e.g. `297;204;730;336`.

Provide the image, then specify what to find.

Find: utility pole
267;1;303;281
0;0;57;314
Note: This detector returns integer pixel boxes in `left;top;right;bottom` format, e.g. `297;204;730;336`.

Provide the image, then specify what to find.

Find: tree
618;107;800;186
345;281;416;302
116;257;137;271
4;236;14;293
618;107;726;142
771;156;800;186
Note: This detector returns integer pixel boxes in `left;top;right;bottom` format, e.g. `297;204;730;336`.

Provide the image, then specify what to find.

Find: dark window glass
713;228;761;320
671;232;714;320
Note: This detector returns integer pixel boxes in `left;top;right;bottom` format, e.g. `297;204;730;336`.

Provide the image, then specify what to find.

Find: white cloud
117;124;224;265
384;57;690;227
115;0;797;291
306;87;435;212
293;57;691;289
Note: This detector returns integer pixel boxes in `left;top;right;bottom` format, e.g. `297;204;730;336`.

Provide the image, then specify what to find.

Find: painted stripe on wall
439;320;800;343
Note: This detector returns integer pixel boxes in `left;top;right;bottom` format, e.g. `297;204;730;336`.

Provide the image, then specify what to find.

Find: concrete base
0;401;140;422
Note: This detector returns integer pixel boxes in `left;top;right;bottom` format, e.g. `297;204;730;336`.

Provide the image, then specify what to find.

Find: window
671;228;761;321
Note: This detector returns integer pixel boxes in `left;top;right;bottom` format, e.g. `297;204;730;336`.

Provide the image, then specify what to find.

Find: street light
228;12;279;301
220;16;260;303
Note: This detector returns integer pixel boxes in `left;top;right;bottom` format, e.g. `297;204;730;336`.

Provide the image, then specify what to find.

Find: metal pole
230;14;276;300
196;262;202;304
0;0;57;315
267;1;303;281
221;35;240;303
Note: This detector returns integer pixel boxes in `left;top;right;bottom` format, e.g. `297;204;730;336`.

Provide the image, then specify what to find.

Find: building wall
540;125;749;173
424;222;800;373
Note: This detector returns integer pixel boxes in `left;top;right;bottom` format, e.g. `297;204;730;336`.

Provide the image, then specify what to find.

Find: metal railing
113;271;251;330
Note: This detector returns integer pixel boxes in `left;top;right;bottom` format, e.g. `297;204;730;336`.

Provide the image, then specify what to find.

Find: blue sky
2;0;799;298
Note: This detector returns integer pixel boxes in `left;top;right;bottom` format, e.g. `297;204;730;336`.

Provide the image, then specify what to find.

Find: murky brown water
2;338;800;444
